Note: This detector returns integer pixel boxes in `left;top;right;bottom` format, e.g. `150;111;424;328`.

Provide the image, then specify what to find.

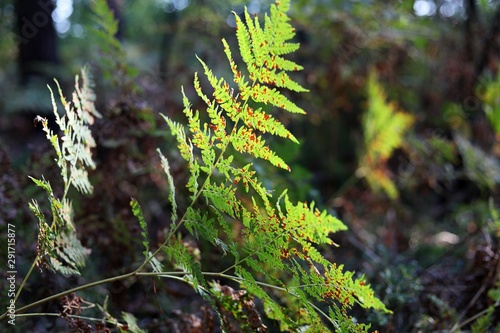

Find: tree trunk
15;0;59;85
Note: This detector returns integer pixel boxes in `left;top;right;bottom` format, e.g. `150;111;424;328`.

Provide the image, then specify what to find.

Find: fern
157;0;389;330
358;71;414;199
480;70;500;135
3;1;390;331
455;134;500;190
29;67;99;276
89;0;137;91
469;201;500;333
131;198;164;273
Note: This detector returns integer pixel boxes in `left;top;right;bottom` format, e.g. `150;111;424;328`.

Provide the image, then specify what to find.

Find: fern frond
157;149;178;223
279;193;347;246
28;192;90;276
45;67;101;196
120;312;147;333
181;0;308;171
29;68;98;276
358;72;414;199
163;236;206;293
131;198;164;272
236;267;295;331
161;113;200;198
480;70;500;135
155;1;389;330
89;0;137;89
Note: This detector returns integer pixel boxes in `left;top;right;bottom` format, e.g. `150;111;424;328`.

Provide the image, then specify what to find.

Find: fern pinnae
153;1;389;329
157;149;178;223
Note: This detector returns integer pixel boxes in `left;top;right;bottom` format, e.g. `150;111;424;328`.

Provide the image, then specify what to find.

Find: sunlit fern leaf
479;70;500;135
279;192;347;246
130;198;164;273
28;179;91;276
52;233;89;275
131;198;148;254
163;238;207;294
157;1;389;330
45;67;101;196
358;71;414;199
157;149;178;223
29;68;98;276
231;126;290;170
183;1;307;172
236;267;296;331
120;312;147;333
161;113;200;198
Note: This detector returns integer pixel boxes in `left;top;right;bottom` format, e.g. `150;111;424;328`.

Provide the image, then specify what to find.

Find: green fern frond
131;198;164;272
154;1;389;330
91;0;119;39
236;267;295;330
177;0;307;172
479;70;500;135
358;71;414;199
28;193;89;276
157;149;178;223
119;312;147;333
163;237;207;294
89;0;137;89
131;198;150;253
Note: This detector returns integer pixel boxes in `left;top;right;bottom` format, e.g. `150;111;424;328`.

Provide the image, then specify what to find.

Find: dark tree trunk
15;0;59;85
476;7;500;77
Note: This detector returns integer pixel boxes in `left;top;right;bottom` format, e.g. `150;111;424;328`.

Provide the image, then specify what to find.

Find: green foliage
5;1;389;331
358;72;415;199
131;198;164;273
489;198;500;238
470;275;500;333
29;67;99;276
471;201;500;333
89;0;137;91
455;134;500;190
480;69;500;135
119;312;147;333
28;180;89;276
158;0;389;330
210;282;268;331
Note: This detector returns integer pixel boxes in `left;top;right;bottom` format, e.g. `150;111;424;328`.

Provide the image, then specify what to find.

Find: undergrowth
0;0;390;332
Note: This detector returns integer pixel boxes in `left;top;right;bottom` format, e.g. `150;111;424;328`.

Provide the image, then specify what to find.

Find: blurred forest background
1;0;500;332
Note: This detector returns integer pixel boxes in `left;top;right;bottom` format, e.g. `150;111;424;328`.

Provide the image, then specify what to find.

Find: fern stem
14;254;39;302
449;293;500;331
15;312;130;328
0;271;137;321
330;172;360;200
